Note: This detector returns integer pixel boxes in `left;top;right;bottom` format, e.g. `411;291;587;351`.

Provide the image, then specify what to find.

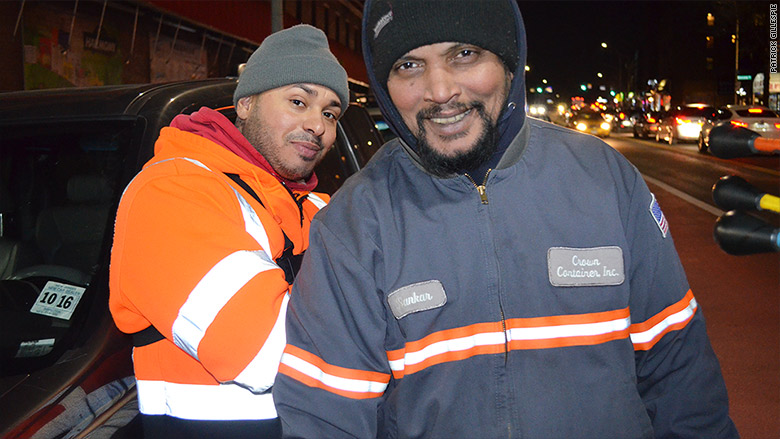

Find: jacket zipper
465;169;509;363
464;169;492;205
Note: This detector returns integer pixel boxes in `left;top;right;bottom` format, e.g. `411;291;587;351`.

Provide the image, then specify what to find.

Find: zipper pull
476;185;488;204
464;169;492;205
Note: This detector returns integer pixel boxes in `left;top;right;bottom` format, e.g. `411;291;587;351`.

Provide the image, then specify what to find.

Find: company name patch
548;246;625;287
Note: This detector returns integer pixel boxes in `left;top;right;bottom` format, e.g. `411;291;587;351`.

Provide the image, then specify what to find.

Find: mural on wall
149;33;207;83
22;6;124;89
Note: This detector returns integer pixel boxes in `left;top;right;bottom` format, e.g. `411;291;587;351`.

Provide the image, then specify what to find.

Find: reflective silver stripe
280;352;389;396
173;250;277;359
306;192;327;210
136;379;277;420
232;185;273;262
233;293;290;393
630;297;698;345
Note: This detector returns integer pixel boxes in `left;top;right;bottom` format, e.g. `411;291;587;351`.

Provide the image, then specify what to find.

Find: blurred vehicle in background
698;105;780;153
528;103;551;122
656;103;717;145
570;107;612;138
602;108;632;133
614;109;634;132
632;110;665;139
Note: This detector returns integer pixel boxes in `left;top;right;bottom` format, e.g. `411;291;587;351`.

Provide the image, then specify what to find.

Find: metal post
734;17;739;104
13;0;26;38
272;0;283;33
66;0;78;52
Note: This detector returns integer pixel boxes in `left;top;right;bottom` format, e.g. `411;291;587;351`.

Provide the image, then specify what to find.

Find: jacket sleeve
624;175;738;438
109;163;291;393
273;216;391;438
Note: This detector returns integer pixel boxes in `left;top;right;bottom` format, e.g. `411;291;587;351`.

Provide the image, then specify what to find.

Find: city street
606;132;780;438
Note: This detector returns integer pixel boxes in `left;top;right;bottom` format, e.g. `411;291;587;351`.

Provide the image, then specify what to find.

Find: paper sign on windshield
29;281;86;320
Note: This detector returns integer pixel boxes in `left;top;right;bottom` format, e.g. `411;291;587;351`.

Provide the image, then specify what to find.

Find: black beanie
366;0;519;87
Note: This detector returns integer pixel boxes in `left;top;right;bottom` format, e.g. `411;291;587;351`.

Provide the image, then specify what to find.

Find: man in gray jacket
273;1;738;438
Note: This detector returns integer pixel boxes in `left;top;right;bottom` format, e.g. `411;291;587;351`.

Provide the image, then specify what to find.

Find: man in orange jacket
108;24;348;438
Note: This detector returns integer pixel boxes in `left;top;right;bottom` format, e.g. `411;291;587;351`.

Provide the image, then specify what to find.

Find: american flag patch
649;194;668;238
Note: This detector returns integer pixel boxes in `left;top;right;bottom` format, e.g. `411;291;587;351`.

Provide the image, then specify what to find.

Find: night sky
518;1;653;101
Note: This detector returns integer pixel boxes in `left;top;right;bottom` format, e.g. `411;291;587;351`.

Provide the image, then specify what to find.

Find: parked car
570;107;612;138
632;110;664;139
698;105;780;153
0;78;383;438
656;104;717;145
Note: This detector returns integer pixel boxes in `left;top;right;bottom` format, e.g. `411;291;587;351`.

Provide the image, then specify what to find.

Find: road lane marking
642;174;724;217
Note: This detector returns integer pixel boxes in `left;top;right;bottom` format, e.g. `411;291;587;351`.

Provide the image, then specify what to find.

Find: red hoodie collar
170;107;318;192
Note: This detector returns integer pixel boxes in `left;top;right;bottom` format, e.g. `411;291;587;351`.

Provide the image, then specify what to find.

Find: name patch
388;280;447;319
548;246;625;287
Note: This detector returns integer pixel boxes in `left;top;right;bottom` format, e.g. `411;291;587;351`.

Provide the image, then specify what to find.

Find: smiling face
236;83;342;182
387;42;512;175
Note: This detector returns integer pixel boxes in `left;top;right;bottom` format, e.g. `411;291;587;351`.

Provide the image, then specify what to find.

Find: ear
235;96;254;120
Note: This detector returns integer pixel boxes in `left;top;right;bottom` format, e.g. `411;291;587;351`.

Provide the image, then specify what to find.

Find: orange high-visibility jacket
109;126;328;421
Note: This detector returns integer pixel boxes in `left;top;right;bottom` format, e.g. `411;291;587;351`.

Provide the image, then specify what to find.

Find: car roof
0;79;239;168
0;78;237;125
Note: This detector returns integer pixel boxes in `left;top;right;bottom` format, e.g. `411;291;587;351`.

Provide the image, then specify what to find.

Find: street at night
602;131;779;438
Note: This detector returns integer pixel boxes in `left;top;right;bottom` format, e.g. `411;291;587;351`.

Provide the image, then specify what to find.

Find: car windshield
734;108;778;118
1;118;132;376
576;109;603;120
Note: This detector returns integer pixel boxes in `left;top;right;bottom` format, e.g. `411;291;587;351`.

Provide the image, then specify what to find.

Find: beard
238;109;323;182
414;102;499;178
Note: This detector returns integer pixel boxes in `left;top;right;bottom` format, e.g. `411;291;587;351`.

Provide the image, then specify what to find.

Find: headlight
600;122;611;130
576;122;587;131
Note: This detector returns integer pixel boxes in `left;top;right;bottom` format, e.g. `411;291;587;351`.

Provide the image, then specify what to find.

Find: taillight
747;108;761;113
730;120;748;128
775;123;780;129
675;117;691;125
647;117;656;123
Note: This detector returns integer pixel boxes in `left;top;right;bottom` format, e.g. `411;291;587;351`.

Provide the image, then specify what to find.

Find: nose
423;65;460;104
302;109;325;138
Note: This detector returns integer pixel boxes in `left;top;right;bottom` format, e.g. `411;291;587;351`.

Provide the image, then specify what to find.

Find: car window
716;108;732;120
340;105;384;165
314;130;358;196
0;118;134;375
734;108;778;118
678;107;716;118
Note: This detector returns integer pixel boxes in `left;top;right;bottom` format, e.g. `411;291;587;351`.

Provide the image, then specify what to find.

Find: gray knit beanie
233;24;349;114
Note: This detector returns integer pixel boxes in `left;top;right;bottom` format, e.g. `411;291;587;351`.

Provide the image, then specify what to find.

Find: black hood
361;0;528;175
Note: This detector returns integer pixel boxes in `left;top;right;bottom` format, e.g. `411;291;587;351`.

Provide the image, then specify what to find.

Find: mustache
416;101;485;122
287;132;323;149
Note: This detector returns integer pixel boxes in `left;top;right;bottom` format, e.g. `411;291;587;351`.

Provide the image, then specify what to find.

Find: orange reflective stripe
387;308;632;379
630;289;697;351
279;344;390;399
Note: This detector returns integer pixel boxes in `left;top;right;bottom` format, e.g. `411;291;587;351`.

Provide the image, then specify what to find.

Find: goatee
415;102;498;178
